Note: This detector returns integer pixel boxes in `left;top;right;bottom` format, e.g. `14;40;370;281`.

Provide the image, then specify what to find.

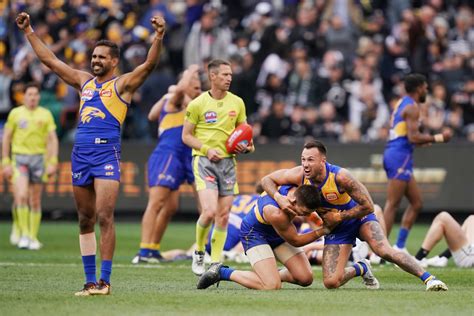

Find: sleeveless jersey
303;162;357;211
386;95;416;153
243;186;293;235
154;98;190;154
76;77;128;146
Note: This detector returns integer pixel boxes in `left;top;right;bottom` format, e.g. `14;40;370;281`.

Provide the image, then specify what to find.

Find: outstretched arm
404;105;452;145
116;16;166;101
168;65;200;109
16;12;92;90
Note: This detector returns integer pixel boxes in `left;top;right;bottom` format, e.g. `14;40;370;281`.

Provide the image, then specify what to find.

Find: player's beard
92;63;108;76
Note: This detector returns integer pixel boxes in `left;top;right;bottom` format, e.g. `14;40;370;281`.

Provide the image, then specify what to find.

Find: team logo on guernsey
104;164;114;170
204;111;217;123
324;192;338;201
81;88;95;101
100;89;112;97
80;107;106;123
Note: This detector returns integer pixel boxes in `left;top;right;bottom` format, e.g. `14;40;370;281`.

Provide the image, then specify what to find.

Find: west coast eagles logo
80;107;106;123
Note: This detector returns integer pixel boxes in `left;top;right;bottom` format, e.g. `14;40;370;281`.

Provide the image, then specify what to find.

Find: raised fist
16;12;31;30
151;16;166;36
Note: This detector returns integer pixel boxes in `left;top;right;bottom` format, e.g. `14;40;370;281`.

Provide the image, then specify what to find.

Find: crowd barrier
1;142;472;213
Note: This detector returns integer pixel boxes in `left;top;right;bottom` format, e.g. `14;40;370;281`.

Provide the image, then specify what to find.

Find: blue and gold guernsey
71;77;127;186
303;162;357;211
386;96;416;153
206;194;258;254
147;98;194;190
76;77;128;146
303;162;377;245
240;186;294;253
383;95;416;181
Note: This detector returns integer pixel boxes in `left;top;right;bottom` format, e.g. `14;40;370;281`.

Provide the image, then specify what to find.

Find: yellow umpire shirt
185;91;246;158
4;105;56;155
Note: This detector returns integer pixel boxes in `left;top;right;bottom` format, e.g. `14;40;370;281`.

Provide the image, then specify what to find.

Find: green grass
0;222;473;316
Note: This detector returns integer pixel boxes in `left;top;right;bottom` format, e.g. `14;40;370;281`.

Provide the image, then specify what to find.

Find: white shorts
452;244;474;268
246;242;303;266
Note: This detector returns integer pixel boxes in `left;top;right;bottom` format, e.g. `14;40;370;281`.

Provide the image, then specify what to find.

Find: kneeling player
197;185;335;290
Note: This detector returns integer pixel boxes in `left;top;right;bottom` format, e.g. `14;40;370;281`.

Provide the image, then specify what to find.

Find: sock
100;260;112;283
79;233;97;284
415;248;429;260
439;248;452;259
195;221;211;252
139;243;153;257
11;204;20;236
81;255;97;284
219;266;234;281
396;228;409;248
353;261;368;277
151;243;161;256
17;205;29;237
420;272;434;284
29;210;42;241
210;227;227;263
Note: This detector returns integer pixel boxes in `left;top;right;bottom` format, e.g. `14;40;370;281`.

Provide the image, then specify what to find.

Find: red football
226;123;253;154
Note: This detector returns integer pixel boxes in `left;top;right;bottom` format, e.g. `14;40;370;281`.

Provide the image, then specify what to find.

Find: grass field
1;221;473;316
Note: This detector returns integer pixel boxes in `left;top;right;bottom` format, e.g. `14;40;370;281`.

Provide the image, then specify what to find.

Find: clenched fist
16;12;31;30
151;16;166;38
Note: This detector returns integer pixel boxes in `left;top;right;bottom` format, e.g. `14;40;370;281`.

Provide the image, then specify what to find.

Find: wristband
200;144;210;156
434;134;444;143
2;157;11;166
48;156;58;165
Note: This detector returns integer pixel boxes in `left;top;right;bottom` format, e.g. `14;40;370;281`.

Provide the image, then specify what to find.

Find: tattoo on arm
337;170;374;220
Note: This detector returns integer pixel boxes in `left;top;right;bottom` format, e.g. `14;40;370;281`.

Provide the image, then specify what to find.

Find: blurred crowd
0;0;472;144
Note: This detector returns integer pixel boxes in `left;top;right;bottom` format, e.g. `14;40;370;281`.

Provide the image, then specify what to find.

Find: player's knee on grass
294;273;313;287
323;276;343;289
262;279;282;290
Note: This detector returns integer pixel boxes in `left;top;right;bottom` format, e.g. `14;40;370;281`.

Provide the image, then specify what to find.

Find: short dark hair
404;73;427;94
94;40;120;58
303;140;327;156
24;82;40;93
208;59;230;73
294;185;322;210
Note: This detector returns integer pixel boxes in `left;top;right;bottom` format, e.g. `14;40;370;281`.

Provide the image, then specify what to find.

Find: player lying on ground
415;212;474;268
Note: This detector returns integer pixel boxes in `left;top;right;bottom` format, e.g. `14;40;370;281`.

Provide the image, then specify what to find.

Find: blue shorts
205;223;241;254
71;145;121;186
147;150;194;190
324;213;378;246
239;220;285;254
383;149;413;182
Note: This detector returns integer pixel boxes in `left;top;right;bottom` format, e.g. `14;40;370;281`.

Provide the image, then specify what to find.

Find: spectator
257;98;291;143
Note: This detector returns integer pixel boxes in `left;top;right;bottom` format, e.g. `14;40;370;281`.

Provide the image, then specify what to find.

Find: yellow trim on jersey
320;173;352;206
253;201;270;225
159;111;185;131
393;121;407;137
4;106;56;155
185;91;247;157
